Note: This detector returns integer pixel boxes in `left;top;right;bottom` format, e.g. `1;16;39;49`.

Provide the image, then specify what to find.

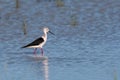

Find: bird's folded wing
22;37;44;48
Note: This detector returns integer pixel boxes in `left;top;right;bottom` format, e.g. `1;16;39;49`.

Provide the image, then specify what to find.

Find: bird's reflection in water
42;58;49;80
29;56;49;80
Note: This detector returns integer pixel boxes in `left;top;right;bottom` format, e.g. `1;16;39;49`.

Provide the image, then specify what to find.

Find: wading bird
21;27;54;56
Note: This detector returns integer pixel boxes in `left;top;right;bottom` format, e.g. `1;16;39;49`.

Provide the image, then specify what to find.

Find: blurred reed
113;70;117;80
55;0;64;7
36;0;41;2
16;0;20;9
70;15;78;26
36;0;52;2
22;19;27;35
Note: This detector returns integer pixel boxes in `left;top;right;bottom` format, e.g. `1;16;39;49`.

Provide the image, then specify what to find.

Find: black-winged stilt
21;27;54;56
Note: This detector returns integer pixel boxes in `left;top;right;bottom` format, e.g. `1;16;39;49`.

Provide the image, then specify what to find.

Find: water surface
0;0;120;80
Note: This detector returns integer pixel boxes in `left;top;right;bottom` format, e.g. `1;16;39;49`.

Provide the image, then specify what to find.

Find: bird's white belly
28;45;41;48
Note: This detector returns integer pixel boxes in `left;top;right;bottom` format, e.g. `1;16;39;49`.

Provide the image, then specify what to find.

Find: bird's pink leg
40;48;44;56
34;48;37;55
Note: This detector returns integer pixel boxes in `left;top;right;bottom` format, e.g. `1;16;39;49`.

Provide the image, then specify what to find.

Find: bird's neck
43;32;47;40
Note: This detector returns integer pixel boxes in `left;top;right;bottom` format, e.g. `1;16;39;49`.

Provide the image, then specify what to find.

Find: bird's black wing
21;37;44;48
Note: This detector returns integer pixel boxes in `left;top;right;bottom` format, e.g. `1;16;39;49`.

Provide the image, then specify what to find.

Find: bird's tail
21;46;27;48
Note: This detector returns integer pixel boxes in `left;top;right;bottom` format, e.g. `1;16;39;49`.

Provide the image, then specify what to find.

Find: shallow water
0;0;120;80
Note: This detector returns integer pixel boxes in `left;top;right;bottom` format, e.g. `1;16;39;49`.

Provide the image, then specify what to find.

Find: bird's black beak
49;31;55;35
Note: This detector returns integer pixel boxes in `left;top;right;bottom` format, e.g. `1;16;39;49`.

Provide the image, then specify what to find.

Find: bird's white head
43;27;55;35
43;27;49;33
